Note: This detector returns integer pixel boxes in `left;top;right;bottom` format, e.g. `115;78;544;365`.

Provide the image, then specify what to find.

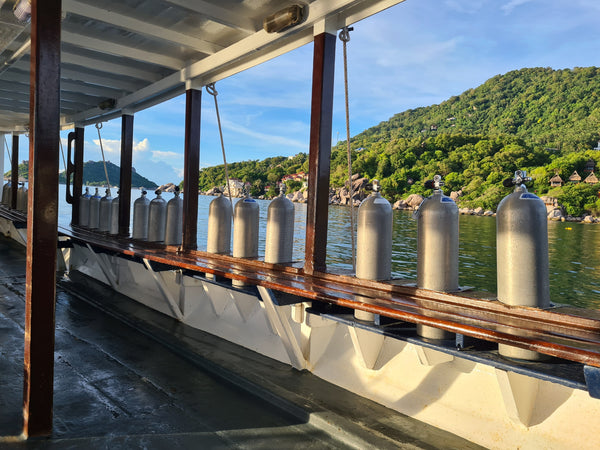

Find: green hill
6;160;157;189
195;67;600;215
59;161;158;189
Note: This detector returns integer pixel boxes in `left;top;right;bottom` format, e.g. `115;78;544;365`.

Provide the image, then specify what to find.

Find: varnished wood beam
182;88;201;251
305;32;336;275
23;0;62;437
118;114;133;236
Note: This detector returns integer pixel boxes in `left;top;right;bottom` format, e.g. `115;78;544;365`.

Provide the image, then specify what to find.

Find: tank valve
502;170;532;189
424;174;443;191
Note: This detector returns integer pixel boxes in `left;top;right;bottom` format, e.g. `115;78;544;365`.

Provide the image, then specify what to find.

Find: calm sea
57;185;600;310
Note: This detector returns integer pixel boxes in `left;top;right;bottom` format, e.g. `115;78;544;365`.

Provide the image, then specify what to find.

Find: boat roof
0;0;404;132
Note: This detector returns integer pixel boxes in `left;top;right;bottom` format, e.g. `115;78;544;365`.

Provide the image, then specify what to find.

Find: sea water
56;185;600;309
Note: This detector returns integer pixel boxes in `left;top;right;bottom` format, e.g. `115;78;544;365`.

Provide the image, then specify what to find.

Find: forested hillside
57;161;158;189
199;67;600;215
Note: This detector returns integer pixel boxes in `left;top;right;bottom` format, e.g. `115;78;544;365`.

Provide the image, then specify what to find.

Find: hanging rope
4;136;11;166
95;122;111;189
206;82;233;210
340;26;356;271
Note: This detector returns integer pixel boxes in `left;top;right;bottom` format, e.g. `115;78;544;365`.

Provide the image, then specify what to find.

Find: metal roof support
70;127;84;225
182;87;201;251
11;134;18;209
118;114;133;237
23;0;62;438
304;32;336;275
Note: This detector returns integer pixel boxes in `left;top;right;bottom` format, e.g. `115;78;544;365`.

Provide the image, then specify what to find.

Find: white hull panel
66;243;600;449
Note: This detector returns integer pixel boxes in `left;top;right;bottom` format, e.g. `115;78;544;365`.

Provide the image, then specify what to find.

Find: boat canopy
0;0;404;132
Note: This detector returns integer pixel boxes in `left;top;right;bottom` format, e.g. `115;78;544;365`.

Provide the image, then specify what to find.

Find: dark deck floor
0;234;481;449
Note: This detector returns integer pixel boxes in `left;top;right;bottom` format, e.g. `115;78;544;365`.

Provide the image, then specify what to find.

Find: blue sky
44;0;600;185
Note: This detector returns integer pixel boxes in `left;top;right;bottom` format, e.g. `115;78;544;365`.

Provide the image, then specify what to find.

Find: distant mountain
56;161;158;189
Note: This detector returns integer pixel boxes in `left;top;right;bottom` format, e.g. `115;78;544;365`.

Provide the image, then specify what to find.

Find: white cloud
501;0;534;14
222;119;306;151
151;150;180;161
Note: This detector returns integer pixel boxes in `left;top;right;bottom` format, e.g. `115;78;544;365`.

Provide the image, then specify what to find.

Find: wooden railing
53;221;600;368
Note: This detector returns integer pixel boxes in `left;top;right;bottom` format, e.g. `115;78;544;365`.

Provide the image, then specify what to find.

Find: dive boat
0;1;599;448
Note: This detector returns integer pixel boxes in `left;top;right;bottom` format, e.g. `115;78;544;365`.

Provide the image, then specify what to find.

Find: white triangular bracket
229;290;260;322
496;369;540;428
349;326;385;370
202;281;230;317
258;286;306;370
415;346;454;366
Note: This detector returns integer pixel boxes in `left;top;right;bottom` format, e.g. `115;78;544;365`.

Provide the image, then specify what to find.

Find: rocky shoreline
190;176;600;224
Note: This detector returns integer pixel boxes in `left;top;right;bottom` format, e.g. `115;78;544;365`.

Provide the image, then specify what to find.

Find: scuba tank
132;190;150;240
79;187;91;227
496;170;550;360
148;189;167;243
165;187;183;246
98;188;112;233
264;185;294;264
88;187;101;230
414;175;459;340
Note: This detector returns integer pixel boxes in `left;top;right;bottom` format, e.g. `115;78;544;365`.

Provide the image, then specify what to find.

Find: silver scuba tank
496;170;550;361
98;188;112;233
109;190;120;235
264;186;294;264
355;180;392;322
16;182;27;213
132;190;150;240
1;181;9;206
232;192;260;287
165;187;183;246
79;187;91;227
148;189;167;243
415;175;459;340
356;180;392;280
233;193;260;259
207;191;232;254
88;187;101;230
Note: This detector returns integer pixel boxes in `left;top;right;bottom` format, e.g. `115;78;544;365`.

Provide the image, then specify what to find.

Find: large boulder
405;194;424;209
548;208;564;220
393;199;407;210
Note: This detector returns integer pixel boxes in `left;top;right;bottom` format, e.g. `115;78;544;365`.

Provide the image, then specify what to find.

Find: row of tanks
78;187;184;246
1;181;28;212
5;172;548;360
356;170;548;361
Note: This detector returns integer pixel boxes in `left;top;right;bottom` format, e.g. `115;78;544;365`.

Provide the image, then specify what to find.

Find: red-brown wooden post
304;31;336;275
182;87;201;250
11;134;18;209
118;114;134;237
23;0;61;437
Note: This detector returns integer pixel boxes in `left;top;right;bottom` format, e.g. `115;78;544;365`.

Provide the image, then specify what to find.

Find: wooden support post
23;0;61;438
182;88;201;250
71;127;84;225
118;114;134;237
304;32;336;275
11;134;18;209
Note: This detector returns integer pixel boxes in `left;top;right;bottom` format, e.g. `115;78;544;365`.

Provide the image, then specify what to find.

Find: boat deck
0;234;482;449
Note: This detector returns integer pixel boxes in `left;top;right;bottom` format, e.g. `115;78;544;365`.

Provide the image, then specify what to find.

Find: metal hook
95;122;103;130
338;26;353;42
206;83;218;97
